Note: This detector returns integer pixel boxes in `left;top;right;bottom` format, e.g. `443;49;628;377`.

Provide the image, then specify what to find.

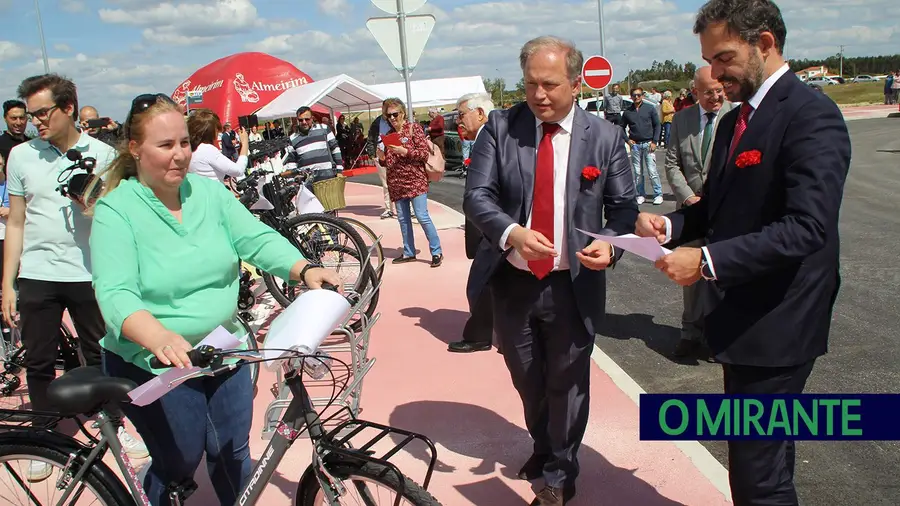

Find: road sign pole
597;0;605;57
396;0;414;122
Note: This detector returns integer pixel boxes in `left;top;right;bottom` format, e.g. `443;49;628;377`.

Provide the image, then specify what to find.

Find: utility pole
596;0;606;101
34;0;50;74
839;44;845;78
396;0;414;122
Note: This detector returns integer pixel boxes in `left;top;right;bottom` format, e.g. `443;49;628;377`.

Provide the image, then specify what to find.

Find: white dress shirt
189;143;248;183
663;63;791;280
499;104;577;272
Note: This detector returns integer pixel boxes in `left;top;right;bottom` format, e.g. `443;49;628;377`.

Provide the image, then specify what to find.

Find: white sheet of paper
293;186;325;214
576;229;672;262
262;289;351;370
128;326;242;407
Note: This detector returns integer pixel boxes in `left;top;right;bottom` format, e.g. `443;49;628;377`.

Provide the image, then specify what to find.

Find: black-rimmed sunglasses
125;93;179;137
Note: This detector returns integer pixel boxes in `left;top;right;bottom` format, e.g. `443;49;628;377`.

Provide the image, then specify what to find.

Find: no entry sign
582;55;614;90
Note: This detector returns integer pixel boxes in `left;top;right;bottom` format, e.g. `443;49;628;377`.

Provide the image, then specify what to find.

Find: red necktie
528;122;559;279
728;102;753;161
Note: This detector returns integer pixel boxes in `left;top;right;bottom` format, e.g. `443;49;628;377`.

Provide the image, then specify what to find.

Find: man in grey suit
464;36;638;506
664;65;733;358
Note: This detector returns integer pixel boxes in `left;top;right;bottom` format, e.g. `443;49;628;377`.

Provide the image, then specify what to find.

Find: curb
348;180;732;499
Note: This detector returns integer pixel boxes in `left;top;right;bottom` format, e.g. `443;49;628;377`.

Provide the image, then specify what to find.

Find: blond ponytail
82;153;138;216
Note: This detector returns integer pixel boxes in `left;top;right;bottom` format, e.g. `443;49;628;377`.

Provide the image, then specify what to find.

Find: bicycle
235;170;381;332
1;319;82;399
0;305;442;505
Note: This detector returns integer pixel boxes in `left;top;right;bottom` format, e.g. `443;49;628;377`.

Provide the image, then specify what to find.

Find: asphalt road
354;117;900;505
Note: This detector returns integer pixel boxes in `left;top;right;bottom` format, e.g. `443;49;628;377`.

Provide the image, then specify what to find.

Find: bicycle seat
47;366;137;415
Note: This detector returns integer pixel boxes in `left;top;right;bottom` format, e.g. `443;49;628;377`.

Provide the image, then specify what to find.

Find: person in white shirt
186;109;248;182
248;125;263;143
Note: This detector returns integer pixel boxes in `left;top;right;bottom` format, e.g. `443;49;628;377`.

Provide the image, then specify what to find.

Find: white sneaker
27;460;52;482
636;196;645;205
118;426;150;459
653;196;664;205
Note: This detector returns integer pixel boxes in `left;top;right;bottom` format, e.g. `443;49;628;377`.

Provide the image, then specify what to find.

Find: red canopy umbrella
171;52;313;127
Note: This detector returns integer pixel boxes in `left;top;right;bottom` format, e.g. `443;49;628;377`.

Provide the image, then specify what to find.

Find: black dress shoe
517;453;548;480
448;341;491;353
431;254;443;267
529;485;576;506
392;256;416;264
673;338;701;358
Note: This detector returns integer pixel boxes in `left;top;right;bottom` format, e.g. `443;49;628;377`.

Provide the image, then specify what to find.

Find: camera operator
2;75;147;478
79;106;121;148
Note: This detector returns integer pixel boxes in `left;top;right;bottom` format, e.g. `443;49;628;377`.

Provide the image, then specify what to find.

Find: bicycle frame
28;352;436;506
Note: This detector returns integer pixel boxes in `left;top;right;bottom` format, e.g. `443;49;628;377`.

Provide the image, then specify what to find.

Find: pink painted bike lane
188;182;733;505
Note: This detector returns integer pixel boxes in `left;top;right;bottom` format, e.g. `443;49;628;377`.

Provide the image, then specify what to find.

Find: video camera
57;149;101;201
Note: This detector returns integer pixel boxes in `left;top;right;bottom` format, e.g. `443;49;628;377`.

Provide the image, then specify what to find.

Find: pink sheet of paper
128;326;242;407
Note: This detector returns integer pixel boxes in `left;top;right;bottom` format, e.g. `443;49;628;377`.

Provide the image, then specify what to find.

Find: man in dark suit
464;36;637;506
451;92;497;354
636;1;851;505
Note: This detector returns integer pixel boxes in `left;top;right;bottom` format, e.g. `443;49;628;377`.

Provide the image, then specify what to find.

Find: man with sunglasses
285;106;343;188
1;75;148;478
622;87;663;205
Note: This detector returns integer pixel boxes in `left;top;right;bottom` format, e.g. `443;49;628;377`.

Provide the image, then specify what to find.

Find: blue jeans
396;193;442;257
103;351;253;506
461;139;475;160
630;141;662;198
662;123;671;146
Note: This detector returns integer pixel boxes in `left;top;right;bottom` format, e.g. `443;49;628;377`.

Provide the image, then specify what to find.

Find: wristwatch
700;257;715;281
299;263;321;285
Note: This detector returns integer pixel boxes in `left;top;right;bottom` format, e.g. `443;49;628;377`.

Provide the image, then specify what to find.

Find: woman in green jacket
86;94;340;505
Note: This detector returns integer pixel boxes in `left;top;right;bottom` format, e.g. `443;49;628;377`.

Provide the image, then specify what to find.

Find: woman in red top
378;98;443;267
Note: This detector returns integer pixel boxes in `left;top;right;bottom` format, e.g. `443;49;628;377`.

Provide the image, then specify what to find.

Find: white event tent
254;74;386;120
369;76;487;109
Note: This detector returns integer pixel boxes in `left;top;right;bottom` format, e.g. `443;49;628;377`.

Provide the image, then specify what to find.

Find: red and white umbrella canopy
171;52;313;126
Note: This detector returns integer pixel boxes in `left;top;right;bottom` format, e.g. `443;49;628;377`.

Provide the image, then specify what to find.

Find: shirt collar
475;123;486;140
534;103;576;133
747;63;790;111
33;130;94;155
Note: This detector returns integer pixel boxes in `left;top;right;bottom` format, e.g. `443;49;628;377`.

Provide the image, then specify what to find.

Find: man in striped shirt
285;106;343;186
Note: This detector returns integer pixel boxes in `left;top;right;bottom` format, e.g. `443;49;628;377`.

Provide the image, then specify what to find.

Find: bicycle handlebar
149;345;218;369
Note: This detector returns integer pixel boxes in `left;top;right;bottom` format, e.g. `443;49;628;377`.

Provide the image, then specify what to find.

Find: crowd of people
0;0;854;505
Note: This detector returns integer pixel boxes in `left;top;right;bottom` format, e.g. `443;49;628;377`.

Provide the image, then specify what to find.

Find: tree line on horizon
481;54;899;107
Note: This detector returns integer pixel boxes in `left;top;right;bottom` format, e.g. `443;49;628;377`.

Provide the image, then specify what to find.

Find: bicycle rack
261;253;386;440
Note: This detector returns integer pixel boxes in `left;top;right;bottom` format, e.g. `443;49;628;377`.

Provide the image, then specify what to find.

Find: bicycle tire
265;214;379;322
263;243;377;333
238;315;260;390
296;460;442;506
0;441;134;506
339;216;385;281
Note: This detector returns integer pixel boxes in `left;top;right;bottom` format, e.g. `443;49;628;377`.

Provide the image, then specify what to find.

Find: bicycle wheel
264;214;379;326
0;441;133;505
237;315;259;390
296;461;442;506
339;216;385;281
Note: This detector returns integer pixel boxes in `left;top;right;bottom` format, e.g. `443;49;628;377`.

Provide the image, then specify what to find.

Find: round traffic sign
582;55;614;90
371;0;427;14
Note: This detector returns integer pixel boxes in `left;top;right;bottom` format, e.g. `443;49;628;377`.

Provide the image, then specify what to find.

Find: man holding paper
464;36;637;506
635;1;851;504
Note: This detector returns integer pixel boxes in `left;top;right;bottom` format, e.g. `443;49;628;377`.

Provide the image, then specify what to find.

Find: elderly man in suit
449;92;497;354
464;36;638;506
637;1;851;504
663;65;734;359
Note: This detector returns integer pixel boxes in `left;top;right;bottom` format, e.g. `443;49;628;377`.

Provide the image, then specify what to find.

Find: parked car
807;76;840;88
578;95;659;119
852;75;879;83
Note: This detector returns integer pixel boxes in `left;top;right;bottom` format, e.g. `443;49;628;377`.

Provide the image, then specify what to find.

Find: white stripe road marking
589;345;733;502
584;69;611;77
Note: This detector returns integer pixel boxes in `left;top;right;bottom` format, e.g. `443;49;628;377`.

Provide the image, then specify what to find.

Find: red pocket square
735;150;762;168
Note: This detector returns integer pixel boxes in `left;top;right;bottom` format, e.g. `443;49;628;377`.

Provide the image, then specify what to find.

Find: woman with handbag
377;97;443;267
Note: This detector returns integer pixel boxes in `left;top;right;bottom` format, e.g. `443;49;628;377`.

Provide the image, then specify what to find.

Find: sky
0;0;898;123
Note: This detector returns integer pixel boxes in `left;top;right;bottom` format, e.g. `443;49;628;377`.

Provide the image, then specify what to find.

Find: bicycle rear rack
318;416;439;493
262;259;384;439
0;408;64;429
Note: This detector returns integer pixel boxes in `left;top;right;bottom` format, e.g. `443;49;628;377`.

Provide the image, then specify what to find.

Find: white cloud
0;41;28;62
60;0;87;13
53;43;72;52
317;0;350;16
99;0;260;45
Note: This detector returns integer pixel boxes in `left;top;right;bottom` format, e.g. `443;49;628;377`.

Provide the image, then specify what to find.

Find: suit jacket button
707;228;714;236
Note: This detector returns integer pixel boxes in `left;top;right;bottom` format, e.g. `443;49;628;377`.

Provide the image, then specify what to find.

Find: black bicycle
0;338;441;505
233;170;380;332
